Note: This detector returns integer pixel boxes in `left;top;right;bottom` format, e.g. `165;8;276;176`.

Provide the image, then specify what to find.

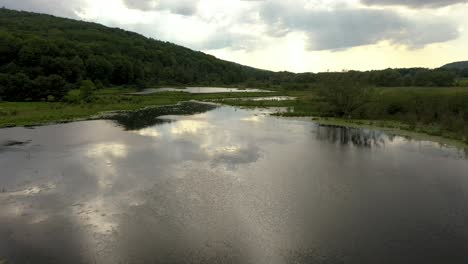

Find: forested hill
442;61;468;70
0;8;271;100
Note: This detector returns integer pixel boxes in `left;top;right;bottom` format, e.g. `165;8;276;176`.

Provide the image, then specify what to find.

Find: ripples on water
1;104;468;263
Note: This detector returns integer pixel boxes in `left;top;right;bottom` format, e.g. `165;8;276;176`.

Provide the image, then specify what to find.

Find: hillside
442;61;468;70
0;8;271;100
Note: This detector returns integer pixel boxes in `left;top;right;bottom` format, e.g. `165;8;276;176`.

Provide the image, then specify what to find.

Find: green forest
0;8;467;102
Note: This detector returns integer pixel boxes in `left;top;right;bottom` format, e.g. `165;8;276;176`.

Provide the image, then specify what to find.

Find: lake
130;87;273;95
222;96;296;101
1;104;468;264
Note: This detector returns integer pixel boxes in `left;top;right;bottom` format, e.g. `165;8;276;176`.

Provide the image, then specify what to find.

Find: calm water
131;87;273;95
223;96;296;101
1;106;468;264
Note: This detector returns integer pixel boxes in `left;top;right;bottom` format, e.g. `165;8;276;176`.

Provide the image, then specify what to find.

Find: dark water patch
107;101;217;130
0;140;31;147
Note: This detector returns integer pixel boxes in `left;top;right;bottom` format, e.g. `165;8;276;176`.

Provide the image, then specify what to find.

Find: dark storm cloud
0;0;86;18
123;0;199;16
361;0;468;8
259;1;460;50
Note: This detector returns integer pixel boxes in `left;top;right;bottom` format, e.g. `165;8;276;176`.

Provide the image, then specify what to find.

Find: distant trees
33;74;67;99
413;69;456;87
0;73;31;101
110;56;134;84
372;69;402;87
0;31;21;65
0;73;66;101
86;56;113;83
363;68;457;87
461;68;468;78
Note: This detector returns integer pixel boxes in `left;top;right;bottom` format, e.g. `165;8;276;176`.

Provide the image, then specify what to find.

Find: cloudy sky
2;0;468;72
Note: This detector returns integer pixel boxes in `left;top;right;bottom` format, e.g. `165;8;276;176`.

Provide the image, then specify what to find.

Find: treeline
0;8;466;102
268;68;461;90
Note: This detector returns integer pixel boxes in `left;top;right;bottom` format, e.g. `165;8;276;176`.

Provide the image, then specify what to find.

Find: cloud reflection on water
1;106;468;263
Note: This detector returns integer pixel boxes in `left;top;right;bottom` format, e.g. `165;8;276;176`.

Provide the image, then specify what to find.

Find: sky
1;0;468;73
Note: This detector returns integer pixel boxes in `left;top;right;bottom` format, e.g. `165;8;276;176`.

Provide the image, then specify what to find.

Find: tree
110;56;134;84
0;31;21;65
0;73;32;101
65;56;85;83
319;76;375;117
85;55;113;82
18;38;59;67
33;74;67;100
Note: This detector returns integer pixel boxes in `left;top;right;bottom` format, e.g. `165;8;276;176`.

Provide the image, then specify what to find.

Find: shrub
79;80;96;102
62;89;81;104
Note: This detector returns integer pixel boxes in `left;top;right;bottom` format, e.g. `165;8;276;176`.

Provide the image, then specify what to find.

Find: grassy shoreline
1;87;467;149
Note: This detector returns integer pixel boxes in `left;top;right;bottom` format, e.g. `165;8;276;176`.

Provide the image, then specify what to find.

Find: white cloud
0;0;88;18
123;0;200;15
1;0;467;72
361;0;468;8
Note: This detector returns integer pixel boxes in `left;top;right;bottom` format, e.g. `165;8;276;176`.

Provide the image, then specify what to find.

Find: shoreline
309;117;468;149
1;100;467;150
274;115;467;149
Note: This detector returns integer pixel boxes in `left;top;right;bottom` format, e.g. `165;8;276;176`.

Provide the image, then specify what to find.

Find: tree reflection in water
316;125;389;148
316;124;468;157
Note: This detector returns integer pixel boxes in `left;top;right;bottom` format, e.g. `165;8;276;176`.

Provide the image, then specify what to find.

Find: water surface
1;106;468;264
222;96;296;101
130;87;272;95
